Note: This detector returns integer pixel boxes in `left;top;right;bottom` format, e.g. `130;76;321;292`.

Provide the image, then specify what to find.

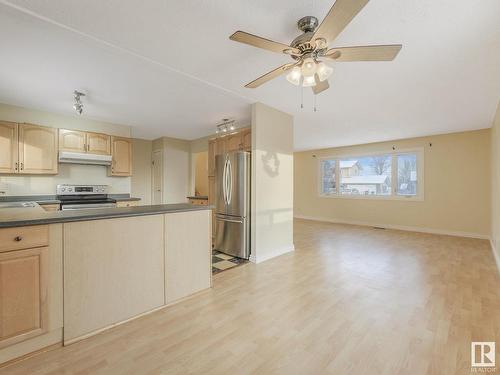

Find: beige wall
152;136;191;204
131;138;152;204
0;103;132;195
294;129;491;237
490;103;500;266
194;152;208;196
251;103;294;263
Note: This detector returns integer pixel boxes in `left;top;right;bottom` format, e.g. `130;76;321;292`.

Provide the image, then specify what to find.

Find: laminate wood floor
3;219;499;374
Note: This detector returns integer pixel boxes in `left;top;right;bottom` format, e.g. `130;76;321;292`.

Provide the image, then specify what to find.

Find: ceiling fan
229;0;402;95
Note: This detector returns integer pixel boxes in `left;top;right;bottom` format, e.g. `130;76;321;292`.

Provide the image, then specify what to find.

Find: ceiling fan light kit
229;0;402;99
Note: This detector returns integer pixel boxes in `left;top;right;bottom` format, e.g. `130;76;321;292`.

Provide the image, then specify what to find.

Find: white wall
0;103;132;196
251;103;294;263
490;102;500;269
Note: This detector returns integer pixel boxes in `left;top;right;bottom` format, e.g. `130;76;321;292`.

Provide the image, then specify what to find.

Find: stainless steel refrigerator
214;151;251;259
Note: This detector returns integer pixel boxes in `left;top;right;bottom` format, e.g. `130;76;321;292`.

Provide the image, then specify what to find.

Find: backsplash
0;163;130;196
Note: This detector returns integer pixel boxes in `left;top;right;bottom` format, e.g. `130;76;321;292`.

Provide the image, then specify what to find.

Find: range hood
59;151;112;166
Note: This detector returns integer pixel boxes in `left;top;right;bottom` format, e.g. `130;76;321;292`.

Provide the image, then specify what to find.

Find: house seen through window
319;151;421;199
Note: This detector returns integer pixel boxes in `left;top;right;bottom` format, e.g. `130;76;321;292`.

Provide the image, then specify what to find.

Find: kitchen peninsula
0;203;211;364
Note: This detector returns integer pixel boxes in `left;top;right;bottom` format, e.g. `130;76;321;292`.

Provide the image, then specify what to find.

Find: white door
151;150;163;205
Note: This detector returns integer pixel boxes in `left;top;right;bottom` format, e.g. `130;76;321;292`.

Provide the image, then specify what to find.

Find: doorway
151;149;163;205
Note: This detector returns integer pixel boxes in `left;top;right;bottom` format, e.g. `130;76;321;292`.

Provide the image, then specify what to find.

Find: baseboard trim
294;215;490;240
250;244;295;264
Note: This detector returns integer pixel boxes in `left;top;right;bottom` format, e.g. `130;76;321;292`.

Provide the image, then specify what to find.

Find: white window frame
318;147;424;201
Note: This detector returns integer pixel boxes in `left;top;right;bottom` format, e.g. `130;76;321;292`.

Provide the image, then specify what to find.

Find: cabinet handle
20;163;24;170
14;236;23;242
15;162;18;171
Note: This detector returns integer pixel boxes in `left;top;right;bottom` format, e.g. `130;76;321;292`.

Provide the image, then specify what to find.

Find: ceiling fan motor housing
291;16;327;59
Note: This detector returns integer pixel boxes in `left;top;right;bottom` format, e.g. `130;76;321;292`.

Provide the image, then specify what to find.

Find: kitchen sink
0;201;39;209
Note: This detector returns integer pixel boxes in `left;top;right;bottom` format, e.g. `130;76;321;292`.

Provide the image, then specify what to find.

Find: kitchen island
0;204;211;364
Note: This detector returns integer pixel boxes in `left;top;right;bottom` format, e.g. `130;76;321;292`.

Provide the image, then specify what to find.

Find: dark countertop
0;203;212;229
0;195;61;205
187;196;209;200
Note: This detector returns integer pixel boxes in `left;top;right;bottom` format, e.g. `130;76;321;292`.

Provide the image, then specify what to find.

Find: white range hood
59;151;112;166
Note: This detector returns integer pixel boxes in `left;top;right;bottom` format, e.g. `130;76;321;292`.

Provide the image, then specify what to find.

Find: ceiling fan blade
312;74;330;95
324;45;402;61
245;63;296;88
230;31;300;55
312;0;370;45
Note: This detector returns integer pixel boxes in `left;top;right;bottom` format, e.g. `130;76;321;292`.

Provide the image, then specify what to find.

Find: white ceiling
0;0;499;150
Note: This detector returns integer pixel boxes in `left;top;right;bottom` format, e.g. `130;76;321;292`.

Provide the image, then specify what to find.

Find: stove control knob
68;188;73;192
61;188;66;192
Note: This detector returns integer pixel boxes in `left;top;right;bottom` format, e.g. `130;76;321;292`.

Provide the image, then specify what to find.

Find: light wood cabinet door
0;247;48;349
165;211;211;303
109;136;132;176
226;133;243;152
242;129;251;151
208;140;215;177
19;124;58;174
0;121;18;174
215;137;227;156
86;132;111;155
59;129;86;153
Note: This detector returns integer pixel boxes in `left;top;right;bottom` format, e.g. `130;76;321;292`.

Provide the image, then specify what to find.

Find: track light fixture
215;119;236;135
73;90;85;115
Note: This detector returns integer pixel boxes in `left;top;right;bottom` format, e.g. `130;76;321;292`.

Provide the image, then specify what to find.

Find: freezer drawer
214;215;250;259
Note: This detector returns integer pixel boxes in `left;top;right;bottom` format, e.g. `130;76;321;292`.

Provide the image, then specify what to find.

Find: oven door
61;203;117;210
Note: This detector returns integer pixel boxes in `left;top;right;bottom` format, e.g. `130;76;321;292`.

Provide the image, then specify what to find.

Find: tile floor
212;250;248;274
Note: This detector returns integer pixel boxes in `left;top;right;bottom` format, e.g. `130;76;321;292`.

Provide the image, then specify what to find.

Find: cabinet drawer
0;225;49;253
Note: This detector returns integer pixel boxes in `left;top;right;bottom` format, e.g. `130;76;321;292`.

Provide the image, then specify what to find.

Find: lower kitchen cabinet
165;210;211;303
0;247;48;349
63;215;165;343
0;224;63;365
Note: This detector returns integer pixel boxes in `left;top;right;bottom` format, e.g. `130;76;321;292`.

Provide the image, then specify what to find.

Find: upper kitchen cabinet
208;140;215;177
59;129;86;153
109;136;132;176
0;121;18;173
226;132;243;152
242;129;251;151
18;124;58;174
86;132;111;155
59;130;110;155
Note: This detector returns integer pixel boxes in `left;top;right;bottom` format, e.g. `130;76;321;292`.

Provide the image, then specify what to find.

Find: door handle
216;216;243;224
226;158;232;205
222;158;227;204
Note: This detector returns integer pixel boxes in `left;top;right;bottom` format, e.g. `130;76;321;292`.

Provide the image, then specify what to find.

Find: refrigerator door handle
227;157;232;205
222;157;228;205
216;215;243;224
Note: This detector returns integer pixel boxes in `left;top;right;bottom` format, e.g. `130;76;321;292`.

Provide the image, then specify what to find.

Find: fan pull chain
313;94;317;112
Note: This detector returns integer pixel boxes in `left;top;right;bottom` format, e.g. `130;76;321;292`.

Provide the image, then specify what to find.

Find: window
339;155;391;196
320;159;336;195
318;149;423;200
397;154;418;196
